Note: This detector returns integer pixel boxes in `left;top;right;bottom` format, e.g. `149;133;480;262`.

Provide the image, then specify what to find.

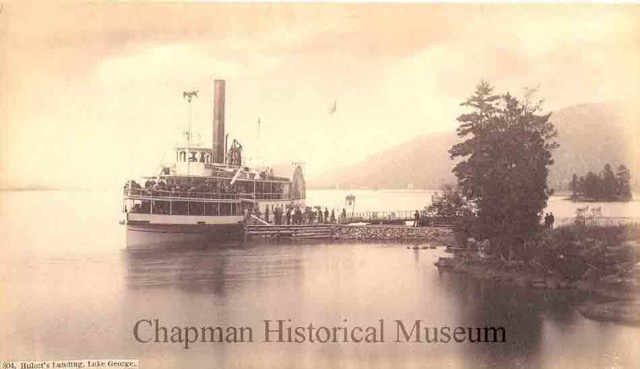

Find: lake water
308;189;640;225
1;190;639;368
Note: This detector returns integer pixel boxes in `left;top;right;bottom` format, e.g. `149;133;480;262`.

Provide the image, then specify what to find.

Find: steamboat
122;80;306;247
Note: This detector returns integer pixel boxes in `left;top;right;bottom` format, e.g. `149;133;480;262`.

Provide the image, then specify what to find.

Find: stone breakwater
332;225;454;244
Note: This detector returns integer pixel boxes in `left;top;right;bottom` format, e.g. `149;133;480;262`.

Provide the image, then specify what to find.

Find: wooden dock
244;225;334;240
244;209;455;241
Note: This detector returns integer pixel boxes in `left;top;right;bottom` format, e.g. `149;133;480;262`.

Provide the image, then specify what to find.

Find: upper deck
124;187;290;202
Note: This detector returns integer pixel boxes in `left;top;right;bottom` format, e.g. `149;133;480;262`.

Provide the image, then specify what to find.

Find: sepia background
1;3;640;369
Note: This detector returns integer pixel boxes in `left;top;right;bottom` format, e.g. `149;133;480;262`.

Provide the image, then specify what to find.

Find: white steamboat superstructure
122;80;305;247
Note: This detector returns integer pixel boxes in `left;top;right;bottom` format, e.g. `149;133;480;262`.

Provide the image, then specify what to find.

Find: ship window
206;202;220;216
173;201;187;215
132;200;146;213
220;203;230;216
189;202;203;215
152;201;169;215
141;201;151;214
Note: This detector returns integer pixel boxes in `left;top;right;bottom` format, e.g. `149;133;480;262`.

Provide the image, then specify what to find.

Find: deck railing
342;211;455;227
124;188;290;201
125;188;239;200
346;210;416;221
252;192;288;201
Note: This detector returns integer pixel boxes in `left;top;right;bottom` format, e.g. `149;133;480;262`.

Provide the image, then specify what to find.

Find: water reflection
124;242;305;295
439;272;640;369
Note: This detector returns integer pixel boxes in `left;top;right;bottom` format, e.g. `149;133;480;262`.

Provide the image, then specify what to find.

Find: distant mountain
309;103;638;190
309;132;458;190
0;178;64;191
548;103;633;189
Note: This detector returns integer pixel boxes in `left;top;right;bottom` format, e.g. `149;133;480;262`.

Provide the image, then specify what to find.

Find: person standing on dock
273;206;278;225
286;208;292;225
341;208;347;223
330;209;336;223
265;206;270;224
324;208;329;224
307;208;314;225
296;207;303;225
414;210;420;227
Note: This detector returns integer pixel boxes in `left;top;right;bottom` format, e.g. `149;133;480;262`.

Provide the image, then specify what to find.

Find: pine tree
601;164;616;200
450;82;558;260
616;165;632;200
583;171;600;198
570;173;580;198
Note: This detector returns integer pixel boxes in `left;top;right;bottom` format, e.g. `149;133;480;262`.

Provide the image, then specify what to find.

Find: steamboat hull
126;222;243;248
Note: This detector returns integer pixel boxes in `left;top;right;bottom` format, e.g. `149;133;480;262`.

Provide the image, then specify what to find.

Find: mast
256;117;261;167
183;90;198;176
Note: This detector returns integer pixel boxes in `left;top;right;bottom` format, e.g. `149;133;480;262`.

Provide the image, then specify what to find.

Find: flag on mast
329;100;337;114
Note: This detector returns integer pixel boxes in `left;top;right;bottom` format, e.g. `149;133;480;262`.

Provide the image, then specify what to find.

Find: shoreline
565;196;633;203
442;260;640;326
435;223;640;326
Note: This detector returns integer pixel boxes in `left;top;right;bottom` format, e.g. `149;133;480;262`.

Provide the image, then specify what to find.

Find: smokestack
212;79;226;164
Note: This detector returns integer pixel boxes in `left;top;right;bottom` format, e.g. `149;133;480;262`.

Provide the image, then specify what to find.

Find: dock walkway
244;225;334;240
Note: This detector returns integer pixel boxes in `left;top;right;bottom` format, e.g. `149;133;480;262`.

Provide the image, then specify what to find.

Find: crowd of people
125;179;239;195
257;205;350;225
124;178;288;199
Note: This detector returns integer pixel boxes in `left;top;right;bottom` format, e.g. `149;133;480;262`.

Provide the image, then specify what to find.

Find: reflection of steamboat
122;80;305;247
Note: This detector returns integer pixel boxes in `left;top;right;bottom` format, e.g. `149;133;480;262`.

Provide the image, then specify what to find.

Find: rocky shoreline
332;225;454;244
445;260;640;325
579;301;640;326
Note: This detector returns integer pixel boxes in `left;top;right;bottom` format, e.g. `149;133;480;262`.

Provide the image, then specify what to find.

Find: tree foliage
426;184;475;219
449;81;559;259
570;164;632;201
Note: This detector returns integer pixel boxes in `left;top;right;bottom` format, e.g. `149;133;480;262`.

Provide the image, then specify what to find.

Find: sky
1;3;639;189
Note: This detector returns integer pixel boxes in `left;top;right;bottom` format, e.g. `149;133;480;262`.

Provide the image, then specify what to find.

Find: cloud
97;44;246;87
3;3;639;187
